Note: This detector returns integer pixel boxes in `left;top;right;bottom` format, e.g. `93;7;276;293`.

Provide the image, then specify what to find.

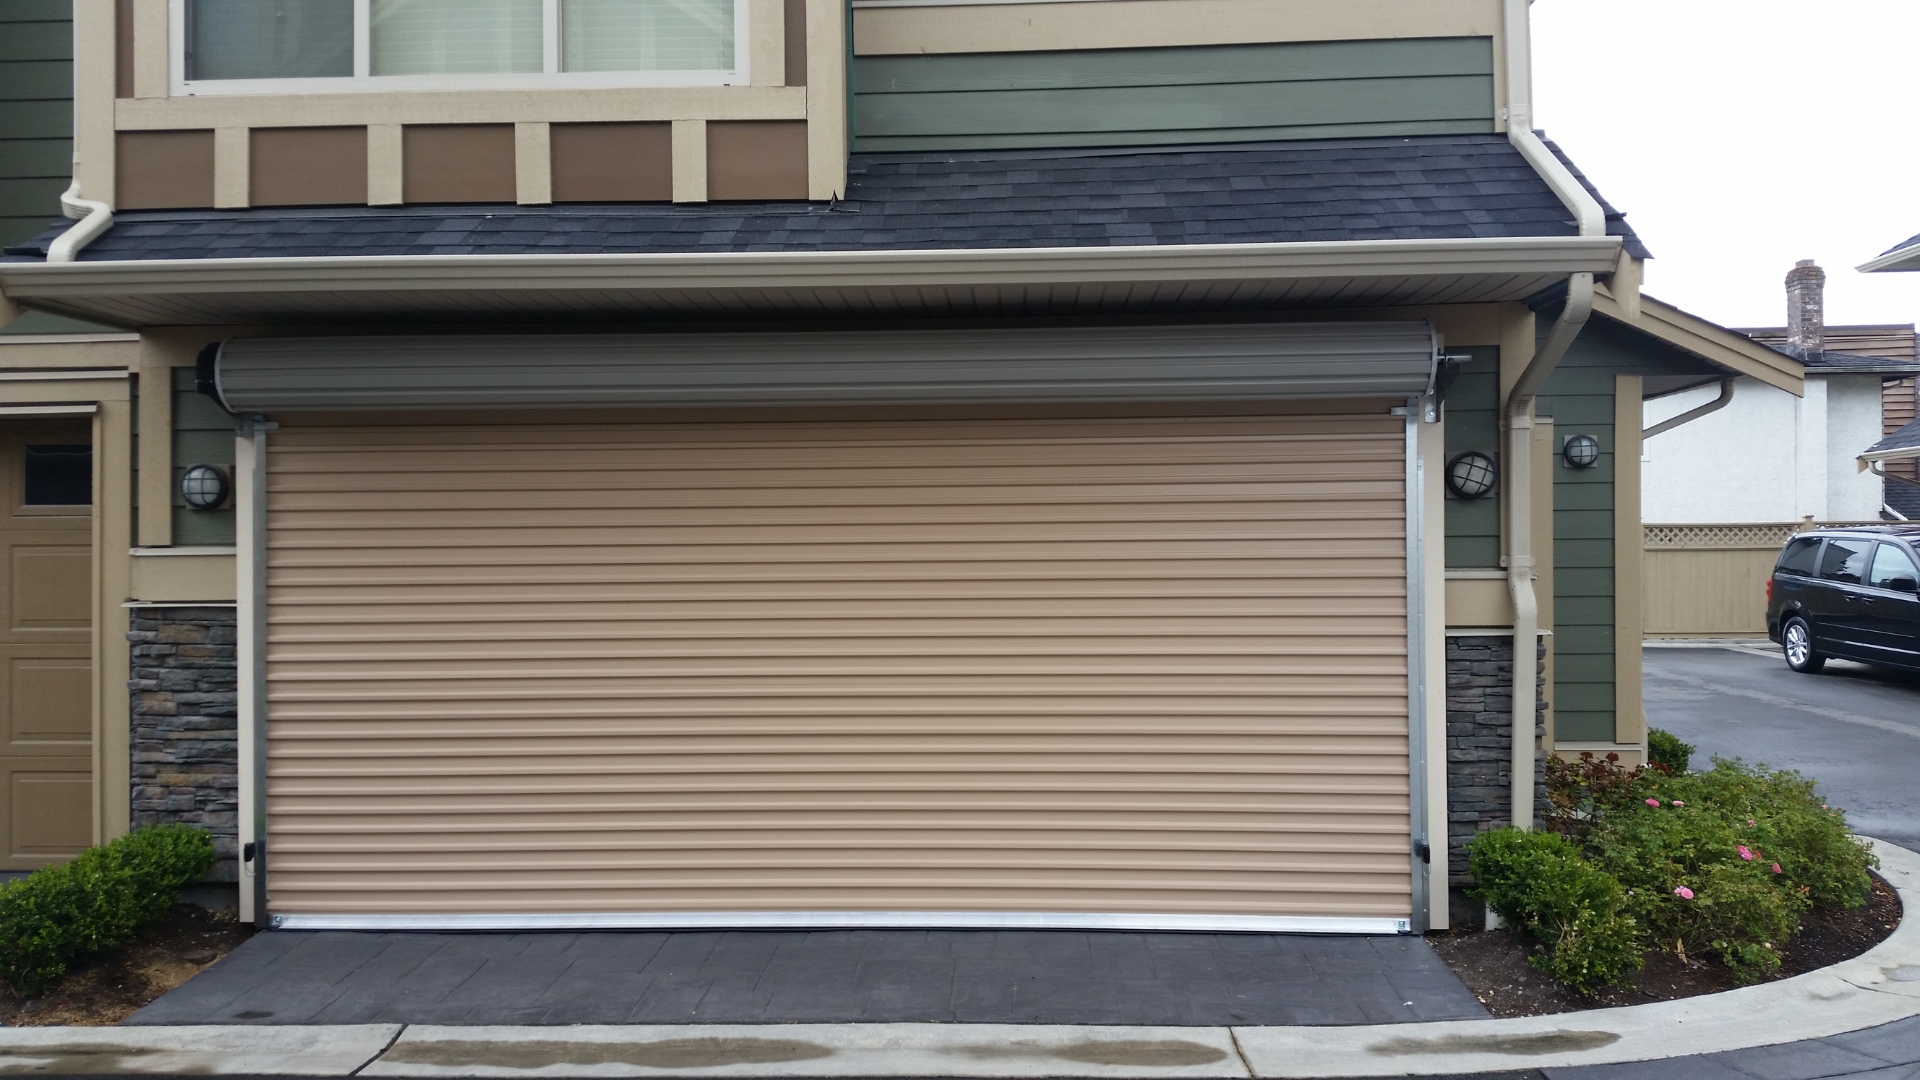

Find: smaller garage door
260;406;1414;928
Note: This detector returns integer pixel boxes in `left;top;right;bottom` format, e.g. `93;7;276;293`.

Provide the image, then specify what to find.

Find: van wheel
1783;617;1825;673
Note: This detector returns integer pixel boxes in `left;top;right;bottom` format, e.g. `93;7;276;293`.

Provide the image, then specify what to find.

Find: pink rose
1738;846;1755;861
1674;886;1694;900
1646;798;1660;807
1747;819;1757;827
1772;863;1783;874
1673;800;1685;807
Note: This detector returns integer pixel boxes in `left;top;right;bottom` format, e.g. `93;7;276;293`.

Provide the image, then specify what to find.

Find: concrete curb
0;839;1913;1077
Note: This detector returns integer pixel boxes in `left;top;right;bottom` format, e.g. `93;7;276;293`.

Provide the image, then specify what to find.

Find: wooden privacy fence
1642;522;1885;637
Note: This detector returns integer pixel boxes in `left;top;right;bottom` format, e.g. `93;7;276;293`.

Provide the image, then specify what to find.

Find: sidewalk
0;840;1911;1077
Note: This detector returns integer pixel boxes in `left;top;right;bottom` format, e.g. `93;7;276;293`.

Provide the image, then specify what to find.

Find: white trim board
273;911;1413;934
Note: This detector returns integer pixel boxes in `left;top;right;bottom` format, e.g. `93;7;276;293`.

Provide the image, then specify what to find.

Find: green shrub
0;825;215;997
1466;827;1643;994
1647;728;1695;774
1536;754;1878;986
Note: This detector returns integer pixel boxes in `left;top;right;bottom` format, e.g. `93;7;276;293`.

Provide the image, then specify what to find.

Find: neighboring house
1859;234;1920;518
1643;262;1919;526
0;0;1800;936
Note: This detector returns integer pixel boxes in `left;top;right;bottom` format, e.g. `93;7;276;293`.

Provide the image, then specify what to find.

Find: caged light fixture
1445;450;1497;499
1562;434;1601;469
180;464;231;511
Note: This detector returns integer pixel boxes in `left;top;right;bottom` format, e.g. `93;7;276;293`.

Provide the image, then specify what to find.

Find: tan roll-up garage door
262;406;1413;929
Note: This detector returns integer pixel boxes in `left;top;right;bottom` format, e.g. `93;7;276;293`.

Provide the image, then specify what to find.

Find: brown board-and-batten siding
258;408;1414;927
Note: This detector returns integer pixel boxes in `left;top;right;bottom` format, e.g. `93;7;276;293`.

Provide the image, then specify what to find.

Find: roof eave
1858;243;1920;273
1590;284;1805;396
0;235;1624;328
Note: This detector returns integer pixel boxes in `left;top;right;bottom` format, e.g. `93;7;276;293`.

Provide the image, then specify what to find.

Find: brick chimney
1786;259;1826;357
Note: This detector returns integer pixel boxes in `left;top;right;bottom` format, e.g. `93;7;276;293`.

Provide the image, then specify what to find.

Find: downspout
1501;0;1606;830
48;148;112;264
1643;378;1735;441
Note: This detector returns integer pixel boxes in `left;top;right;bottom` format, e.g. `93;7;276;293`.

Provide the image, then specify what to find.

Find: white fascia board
0;236;1623;303
1860;445;1920;464
1859;242;1920;273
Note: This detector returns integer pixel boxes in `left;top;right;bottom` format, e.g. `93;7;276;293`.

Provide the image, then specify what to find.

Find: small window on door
22;445;91;506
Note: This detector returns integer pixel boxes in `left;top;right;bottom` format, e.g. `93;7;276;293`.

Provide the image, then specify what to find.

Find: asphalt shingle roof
1880;232;1920;257
1870;416;1920;457
2;134;1649;263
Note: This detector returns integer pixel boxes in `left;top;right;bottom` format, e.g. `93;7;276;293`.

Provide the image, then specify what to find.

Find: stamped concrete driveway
1643;644;1920;853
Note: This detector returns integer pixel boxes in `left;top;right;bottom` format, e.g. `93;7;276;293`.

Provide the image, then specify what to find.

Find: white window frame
168;0;749;96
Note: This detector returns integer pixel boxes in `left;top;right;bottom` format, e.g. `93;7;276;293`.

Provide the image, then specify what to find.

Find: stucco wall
1826;374;1891;521
1642;374;1883;523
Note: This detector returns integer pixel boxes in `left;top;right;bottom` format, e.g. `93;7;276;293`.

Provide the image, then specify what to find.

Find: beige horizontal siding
264;411;1410;918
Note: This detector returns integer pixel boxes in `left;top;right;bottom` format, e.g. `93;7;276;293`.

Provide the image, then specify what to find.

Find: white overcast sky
1530;0;1920;330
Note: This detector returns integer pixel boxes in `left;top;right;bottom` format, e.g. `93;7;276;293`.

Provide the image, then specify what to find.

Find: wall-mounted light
180;464;230;511
1445;450;1497;499
1562;434;1601;469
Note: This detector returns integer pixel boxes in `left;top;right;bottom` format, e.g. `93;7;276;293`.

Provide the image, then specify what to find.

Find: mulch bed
0;904;253;1026
1429;873;1903;1017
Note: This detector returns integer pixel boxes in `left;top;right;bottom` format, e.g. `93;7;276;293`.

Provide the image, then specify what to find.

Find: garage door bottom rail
269;911;1413;935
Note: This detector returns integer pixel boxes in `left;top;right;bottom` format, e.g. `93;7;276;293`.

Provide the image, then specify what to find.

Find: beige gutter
0;235;1623;298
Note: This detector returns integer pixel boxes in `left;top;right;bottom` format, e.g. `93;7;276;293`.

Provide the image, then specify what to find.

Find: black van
1767;524;1920;673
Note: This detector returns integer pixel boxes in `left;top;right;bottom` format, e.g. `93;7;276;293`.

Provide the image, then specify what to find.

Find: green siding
853;38;1496;152
171;367;236;547
0;0;71;249
1443;346;1502;569
1538;317;1719;741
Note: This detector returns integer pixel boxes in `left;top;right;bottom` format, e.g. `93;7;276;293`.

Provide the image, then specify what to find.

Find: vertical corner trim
805;0;848;200
213;127;250;209
367;125;404;206
132;0;169;99
1613;373;1646;747
514;122;552;206
751;0;786;86
672;120;709;204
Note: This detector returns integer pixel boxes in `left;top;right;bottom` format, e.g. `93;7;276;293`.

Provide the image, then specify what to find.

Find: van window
1777;536;1821;576
1869;543;1919;590
1818;538;1875;585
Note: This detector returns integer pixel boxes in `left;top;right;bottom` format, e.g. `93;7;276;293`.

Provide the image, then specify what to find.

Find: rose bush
1466;752;1877;992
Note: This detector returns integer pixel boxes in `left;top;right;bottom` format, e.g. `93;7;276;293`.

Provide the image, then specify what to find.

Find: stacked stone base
129;607;239;884
1444;633;1547;928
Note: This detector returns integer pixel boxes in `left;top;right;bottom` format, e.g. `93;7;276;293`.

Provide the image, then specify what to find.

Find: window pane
1777;536;1821;576
23;446;90;506
562;0;735;72
1817;538;1873;585
371;0;543;75
1869;543;1919;589
187;0;353;80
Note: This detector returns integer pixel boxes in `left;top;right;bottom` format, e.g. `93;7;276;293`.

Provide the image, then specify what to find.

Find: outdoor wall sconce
1562;434;1601;469
1445;451;1497;499
180;464;230;510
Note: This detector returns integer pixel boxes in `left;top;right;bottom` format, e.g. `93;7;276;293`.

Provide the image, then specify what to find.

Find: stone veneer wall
129;607;239;882
1444;633;1547;924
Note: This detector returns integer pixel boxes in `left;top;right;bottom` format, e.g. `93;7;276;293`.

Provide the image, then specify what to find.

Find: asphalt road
1643;644;1920;853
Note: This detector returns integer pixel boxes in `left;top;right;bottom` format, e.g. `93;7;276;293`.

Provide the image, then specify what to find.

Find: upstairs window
174;0;743;93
